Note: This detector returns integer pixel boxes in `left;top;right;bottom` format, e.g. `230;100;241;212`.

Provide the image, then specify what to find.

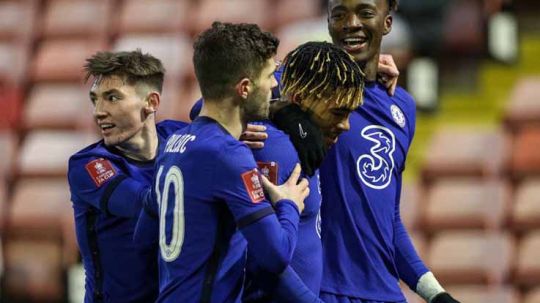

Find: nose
271;75;278;89
337;117;351;132
344;13;361;31
93;99;107;120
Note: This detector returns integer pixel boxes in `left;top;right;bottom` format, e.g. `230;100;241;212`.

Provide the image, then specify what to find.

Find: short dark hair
84;49;165;93
326;0;398;12
281;41;365;109
389;0;398;11
193;22;279;100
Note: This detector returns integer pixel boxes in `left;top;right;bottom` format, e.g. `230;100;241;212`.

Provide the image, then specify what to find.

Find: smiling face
328;0;392;65
89;75;152;147
299;95;356;148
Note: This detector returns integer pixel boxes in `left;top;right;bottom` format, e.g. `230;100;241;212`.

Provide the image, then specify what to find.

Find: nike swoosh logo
299;123;308;139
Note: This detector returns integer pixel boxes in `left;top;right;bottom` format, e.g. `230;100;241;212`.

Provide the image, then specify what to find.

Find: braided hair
281;41;365;109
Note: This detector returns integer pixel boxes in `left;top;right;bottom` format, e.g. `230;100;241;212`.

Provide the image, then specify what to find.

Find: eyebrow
89;88;123;99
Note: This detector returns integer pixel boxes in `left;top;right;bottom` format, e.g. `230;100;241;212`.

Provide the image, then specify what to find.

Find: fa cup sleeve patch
241;168;265;203
85;158;116;187
257;161;278;185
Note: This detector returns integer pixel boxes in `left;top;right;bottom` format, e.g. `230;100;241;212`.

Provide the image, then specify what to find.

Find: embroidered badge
85;158;116;187
241;168;265;203
257;161;279;185
390;105;406;128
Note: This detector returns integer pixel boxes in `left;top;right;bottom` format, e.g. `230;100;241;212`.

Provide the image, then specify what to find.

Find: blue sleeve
216;144;300;274
394;177;428;289
133;189;159;245
240;200;300;274
393;91;429;288
273;267;323;303
68;156;148;218
244;264;321;303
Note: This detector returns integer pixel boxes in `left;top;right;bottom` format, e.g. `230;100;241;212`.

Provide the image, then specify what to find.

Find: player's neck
200;98;244;139
115;121;159;161
359;53;379;82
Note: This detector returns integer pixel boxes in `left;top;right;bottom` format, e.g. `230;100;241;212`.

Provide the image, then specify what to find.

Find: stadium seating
190;0;271;35
158;78;201;123
515;231;540;287
504;77;540;132
275;17;331;61
271;0;322;30
443;0;485;55
400;182;423;230
3;238;64;302
422;127;508;182
0;131;17;178
445;285;520;303
510;126;540;179
511;178;540;231
15;130;98;178
8;178;71;239
428;231;514;285
41;0;112;39
30;39;109;83
114;34;192;81
423;178;509;231
116;0;190;35
23;83;94;130
0;42;30;85
0;176;6;230
0;0;37;43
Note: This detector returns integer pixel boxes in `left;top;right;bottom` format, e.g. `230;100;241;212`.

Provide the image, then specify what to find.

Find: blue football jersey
68;120;187;303
319;83;428;301
146;116;300;303
245;121;323;301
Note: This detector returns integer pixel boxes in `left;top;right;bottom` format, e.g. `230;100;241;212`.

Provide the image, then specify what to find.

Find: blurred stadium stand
0;0;538;302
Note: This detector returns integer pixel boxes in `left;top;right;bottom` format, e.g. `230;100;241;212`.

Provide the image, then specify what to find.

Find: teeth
100;124;114;130
343;38;365;45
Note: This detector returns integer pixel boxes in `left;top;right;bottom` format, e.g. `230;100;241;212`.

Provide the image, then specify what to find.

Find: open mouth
99;123;115;134
341;37;368;53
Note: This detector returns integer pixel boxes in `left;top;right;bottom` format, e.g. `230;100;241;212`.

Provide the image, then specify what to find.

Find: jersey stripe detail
237;206;275;229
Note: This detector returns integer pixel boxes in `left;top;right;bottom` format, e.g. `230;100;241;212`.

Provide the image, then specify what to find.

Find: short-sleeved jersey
149;117;300;303
247;121;323;298
319;83;428;301
68;120;187;303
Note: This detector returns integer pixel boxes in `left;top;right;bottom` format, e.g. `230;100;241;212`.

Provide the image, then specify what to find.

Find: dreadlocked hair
281;41;365;109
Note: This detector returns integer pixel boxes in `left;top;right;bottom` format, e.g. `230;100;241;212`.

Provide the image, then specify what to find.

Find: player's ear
383;14;393;36
290;93;302;105
144;91;160;116
235;78;251;100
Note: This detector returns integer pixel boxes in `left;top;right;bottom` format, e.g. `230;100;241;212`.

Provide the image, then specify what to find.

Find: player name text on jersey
165;134;197;154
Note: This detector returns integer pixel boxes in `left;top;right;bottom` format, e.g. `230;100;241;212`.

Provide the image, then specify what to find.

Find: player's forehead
329;0;382;10
262;57;277;73
89;74;132;95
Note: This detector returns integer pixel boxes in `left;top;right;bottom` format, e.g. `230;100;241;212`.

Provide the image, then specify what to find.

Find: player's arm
394;177;460;303
219;146;307;274
133;189;159;245
245;264;323;303
239;163;307;274
68;156;149;217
